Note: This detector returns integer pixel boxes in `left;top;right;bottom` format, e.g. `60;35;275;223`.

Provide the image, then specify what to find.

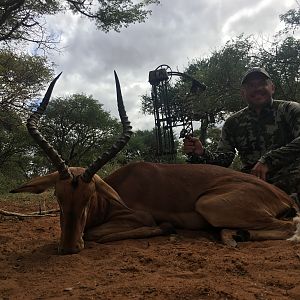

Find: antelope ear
93;175;128;208
10;172;59;194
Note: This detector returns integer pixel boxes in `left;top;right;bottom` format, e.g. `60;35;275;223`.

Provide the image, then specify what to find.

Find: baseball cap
241;67;271;84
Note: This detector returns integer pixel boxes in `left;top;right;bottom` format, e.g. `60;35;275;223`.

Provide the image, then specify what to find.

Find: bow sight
148;64;207;162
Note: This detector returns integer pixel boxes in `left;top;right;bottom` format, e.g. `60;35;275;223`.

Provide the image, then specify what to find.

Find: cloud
45;0;297;131
221;0;295;41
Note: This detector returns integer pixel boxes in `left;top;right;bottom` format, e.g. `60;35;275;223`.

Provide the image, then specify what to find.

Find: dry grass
0;190;57;213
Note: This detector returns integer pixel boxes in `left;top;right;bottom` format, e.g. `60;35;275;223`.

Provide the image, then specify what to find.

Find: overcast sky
46;0;297;131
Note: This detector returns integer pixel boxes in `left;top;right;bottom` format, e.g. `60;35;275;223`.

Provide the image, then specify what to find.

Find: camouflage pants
266;160;300;195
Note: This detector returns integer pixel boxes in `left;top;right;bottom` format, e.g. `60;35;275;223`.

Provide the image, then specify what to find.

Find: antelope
11;72;300;254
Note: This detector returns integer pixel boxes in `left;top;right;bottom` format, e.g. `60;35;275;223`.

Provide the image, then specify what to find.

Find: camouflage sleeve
188;119;236;167
259;101;300;169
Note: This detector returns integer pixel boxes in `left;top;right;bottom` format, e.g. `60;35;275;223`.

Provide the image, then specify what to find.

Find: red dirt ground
1;194;300;300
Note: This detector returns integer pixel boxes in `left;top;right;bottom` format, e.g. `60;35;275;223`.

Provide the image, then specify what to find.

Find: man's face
241;74;275;108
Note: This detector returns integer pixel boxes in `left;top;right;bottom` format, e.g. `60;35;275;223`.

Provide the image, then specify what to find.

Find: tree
279;4;300;35
256;36;300;102
0;49;54;189
0;49;53;112
0;0;160;50
0;109;30;166
0;1;59;49
0;108;34;192
38;93;121;169
124;129;157;162
185;36;253;117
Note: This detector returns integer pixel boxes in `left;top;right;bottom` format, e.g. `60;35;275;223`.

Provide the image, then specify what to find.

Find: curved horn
27;73;71;180
81;71;133;183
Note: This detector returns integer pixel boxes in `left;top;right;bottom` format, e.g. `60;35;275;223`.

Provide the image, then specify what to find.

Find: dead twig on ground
0;208;59;218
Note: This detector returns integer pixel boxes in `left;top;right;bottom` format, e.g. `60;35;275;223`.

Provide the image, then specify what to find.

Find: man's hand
251;162;269;181
183;137;204;156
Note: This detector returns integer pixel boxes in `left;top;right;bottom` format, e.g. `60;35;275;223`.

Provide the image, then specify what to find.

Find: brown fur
11;162;300;254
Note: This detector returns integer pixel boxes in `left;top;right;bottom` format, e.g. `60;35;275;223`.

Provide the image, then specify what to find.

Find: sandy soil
1;195;300;300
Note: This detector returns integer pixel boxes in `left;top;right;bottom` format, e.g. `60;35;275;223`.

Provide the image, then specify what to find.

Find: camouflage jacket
189;100;300;172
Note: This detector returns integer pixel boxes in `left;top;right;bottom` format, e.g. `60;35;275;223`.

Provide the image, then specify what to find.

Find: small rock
169;235;178;242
